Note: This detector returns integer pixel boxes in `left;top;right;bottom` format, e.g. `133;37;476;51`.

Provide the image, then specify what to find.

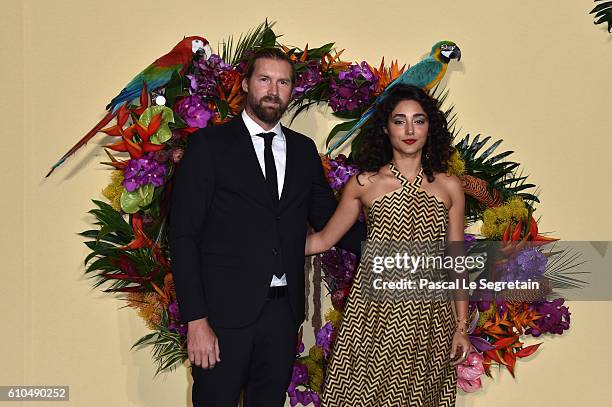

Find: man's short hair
243;47;296;86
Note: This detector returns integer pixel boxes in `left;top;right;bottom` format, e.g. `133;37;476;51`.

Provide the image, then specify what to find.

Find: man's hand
187;318;221;369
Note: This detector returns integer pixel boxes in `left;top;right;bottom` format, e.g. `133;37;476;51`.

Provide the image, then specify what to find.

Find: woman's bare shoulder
434;172;463;191
355;170;382;187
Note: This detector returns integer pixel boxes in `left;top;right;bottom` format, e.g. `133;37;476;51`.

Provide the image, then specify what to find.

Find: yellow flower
309;346;325;362
126;292;163;330
307;365;324;393
481;197;528;239
102;170;125;212
477;302;496;327
324;308;343;328
446;150;465;177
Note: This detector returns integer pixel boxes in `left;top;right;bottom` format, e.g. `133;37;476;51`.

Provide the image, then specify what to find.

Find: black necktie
256;132;279;202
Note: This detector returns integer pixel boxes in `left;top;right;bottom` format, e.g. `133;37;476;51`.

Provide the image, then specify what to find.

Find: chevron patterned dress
321;163;457;406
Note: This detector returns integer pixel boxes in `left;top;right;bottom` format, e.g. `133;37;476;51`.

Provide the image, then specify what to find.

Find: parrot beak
451;47;461;61
203;44;213;60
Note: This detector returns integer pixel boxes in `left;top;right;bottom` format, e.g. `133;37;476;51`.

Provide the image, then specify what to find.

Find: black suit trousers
191;296;298;407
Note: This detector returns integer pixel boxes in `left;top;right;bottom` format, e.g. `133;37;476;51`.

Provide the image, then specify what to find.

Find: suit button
272;248;279;255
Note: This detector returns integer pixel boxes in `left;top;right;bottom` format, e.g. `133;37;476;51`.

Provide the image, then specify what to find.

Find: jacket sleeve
168;129;215;323
306;139;366;256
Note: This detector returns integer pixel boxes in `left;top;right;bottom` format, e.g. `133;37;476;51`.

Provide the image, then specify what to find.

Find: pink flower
457;351;485;393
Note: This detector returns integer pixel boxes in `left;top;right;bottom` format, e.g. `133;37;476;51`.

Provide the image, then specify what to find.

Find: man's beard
247;93;289;126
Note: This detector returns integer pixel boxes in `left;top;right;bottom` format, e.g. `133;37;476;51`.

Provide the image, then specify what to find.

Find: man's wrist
188;317;209;327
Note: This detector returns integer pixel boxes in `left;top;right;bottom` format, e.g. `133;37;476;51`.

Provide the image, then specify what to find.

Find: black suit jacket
169;116;364;328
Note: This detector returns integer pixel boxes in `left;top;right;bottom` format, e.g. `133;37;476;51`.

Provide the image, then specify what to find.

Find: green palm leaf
590;1;612;32
132;310;188;375
219;20;278;66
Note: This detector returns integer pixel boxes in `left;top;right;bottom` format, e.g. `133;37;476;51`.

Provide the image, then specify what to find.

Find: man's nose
268;82;279;95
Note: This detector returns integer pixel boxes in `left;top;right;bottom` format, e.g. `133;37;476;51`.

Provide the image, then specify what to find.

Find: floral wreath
48;21;585;406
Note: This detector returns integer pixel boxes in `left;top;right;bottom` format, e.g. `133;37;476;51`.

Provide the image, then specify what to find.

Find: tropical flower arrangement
59;21;584;405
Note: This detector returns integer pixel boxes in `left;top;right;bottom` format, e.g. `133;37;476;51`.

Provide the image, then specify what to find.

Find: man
169;47;364;407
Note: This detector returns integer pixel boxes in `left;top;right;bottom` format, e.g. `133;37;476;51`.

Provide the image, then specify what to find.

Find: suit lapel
231;117;276;208
279;125;296;209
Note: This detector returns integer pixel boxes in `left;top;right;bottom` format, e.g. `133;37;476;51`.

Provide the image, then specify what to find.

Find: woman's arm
446;175;468;315
306;174;364;255
444;175;471;366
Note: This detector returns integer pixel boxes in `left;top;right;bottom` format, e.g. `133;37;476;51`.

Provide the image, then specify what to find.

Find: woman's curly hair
353;84;454;183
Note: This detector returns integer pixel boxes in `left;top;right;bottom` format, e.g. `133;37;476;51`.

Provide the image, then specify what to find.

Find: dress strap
388;162;424;188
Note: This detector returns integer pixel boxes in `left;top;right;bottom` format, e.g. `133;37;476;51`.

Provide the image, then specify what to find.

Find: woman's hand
450;330;471;366
305;233;326;256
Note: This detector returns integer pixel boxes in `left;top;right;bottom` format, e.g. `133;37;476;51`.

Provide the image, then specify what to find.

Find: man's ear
241;77;249;93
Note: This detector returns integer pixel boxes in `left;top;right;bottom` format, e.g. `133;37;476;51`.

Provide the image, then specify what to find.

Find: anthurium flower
457;350;485;392
138;105;175;144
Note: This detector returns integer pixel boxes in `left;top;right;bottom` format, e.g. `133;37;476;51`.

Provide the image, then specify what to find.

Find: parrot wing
378;57;443;101
106;64;183;112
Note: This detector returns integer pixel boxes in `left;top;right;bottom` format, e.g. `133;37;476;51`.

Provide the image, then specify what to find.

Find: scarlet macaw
326;40;462;155
46;36;212;177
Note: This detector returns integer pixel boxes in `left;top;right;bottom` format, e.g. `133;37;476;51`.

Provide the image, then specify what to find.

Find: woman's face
385;99;429;156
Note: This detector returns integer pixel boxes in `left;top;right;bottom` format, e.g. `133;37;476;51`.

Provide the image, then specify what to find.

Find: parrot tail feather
45;111;116;177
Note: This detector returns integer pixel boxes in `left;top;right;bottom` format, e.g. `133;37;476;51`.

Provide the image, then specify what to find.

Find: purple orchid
315;322;336;358
321;248;357;287
187;54;231;99
122;153;167;192
498;247;547;283
293;60;323;98
288;388;320;407
175;95;214;128
527;298;571;336
167;300;187;336
329;61;378;112
288;362;308;392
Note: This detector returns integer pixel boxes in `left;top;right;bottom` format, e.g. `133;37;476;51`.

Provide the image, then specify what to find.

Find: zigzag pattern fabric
322;163;457;406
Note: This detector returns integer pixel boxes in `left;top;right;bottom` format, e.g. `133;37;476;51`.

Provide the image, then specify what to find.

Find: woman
306;84;470;406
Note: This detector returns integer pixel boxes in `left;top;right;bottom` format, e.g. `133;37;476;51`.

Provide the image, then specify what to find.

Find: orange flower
119;213;154;250
102;104;165;159
477;301;544;377
320;49;351;73
367;57;406;95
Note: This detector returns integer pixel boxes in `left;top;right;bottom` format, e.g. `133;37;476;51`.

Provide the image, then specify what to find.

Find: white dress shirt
241;110;288;287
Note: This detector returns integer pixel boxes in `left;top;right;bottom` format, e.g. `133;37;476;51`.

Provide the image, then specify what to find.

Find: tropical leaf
544;245;589;291
325;119;360;147
455;133;539;220
590;1;612;32
219;20;278;66
131;310;187;375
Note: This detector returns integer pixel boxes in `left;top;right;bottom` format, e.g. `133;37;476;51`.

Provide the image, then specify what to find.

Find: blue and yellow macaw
46;36;212;177
326;40;461;155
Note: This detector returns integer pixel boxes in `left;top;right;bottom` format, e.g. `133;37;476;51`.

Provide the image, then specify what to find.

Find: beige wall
2;0;611;405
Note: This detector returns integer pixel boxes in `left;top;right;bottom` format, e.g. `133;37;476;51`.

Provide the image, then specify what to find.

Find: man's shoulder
187;118;242;149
